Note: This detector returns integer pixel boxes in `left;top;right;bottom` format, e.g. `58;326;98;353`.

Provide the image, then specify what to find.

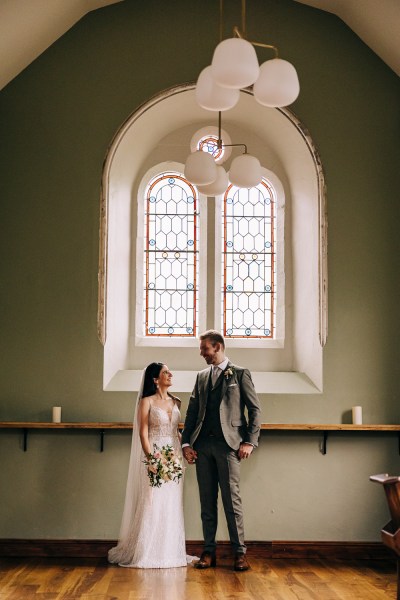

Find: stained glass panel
222;180;276;338
144;173;199;336
198;135;225;161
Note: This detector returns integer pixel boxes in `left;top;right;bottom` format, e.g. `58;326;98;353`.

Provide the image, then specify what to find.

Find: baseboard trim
0;539;393;560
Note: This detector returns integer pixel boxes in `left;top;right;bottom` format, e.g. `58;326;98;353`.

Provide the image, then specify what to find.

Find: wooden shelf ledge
0;422;132;429
1;422;399;454
1;422;399;430
261;424;400;455
262;424;400;431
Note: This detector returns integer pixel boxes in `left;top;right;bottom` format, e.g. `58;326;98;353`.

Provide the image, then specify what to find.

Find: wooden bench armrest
370;473;400;485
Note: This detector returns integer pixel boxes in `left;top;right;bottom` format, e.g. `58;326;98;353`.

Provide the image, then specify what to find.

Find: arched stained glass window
144;172;199;336
222;179;276;338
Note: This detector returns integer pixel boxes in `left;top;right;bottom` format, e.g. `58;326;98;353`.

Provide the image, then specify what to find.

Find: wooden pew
370;473;400;600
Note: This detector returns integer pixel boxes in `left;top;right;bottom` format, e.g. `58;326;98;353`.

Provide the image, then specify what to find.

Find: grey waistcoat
198;373;224;439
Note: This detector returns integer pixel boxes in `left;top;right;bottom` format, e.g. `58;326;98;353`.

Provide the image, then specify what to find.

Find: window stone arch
98;83;327;393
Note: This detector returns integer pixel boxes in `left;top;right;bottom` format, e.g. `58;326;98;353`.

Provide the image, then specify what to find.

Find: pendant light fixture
184;150;218;186
185;0;300;191
195;66;240;111
196;0;300;111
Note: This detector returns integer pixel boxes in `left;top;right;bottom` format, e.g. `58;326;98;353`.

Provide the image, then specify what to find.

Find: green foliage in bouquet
143;444;183;488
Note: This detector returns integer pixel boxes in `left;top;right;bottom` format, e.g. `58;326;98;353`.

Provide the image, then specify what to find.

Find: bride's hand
183;446;197;464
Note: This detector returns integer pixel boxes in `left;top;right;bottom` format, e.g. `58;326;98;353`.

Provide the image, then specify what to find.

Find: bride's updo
142;362;164;398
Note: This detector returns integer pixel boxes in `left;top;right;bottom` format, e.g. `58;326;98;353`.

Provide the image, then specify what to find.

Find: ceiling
0;0;124;90
0;0;398;91
294;0;400;77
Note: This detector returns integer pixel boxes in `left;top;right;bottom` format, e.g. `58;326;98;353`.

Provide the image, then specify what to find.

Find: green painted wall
0;0;399;542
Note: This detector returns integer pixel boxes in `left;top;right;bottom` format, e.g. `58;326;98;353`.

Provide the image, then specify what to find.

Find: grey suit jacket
182;362;261;451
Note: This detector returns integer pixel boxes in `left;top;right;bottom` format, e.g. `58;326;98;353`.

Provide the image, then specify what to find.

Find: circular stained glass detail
149;196;156;203
187;196;194;204
149;239;156;246
148;283;155;289
162;251;168;258
265;285;271;292
188;239;194;246
198;136;223;161
149;327;155;334
187;327;193;334
168;178;175;184
187;283;194;290
175;252;181;258
168;327;174;334
227;285;233;291
227;197;233;204
227;241;233;248
264;197;271;205
265;241;272;248
252;254;258;260
227;328;233;335
264;329;271;336
239;254;245;260
245;328;252;336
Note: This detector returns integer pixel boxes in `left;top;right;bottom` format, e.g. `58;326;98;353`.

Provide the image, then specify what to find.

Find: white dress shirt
212;357;229;383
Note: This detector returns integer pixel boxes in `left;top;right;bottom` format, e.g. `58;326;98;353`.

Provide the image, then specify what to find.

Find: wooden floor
0;556;397;599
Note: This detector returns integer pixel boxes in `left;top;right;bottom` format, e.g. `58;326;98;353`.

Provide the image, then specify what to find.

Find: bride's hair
142;362;164;398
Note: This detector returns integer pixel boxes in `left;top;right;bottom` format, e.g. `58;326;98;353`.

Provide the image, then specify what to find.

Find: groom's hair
200;329;225;349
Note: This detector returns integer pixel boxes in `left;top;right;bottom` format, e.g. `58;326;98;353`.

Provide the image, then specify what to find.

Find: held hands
183;446;198;465
238;442;254;460
183;443;253;462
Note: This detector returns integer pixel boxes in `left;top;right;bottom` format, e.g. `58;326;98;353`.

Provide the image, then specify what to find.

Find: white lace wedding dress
108;401;192;568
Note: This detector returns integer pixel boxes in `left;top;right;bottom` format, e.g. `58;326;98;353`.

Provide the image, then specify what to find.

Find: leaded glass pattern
222;180;276;338
144;173;199;336
198;135;225;161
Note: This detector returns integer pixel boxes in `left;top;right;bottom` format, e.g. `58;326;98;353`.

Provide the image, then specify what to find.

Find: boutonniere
224;366;236;380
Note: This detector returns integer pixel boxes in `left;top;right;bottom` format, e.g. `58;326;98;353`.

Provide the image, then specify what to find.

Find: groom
182;330;261;571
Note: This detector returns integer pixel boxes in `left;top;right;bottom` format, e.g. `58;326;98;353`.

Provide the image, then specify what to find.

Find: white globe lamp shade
196;66;240;111
184;151;217;186
253;58;300;107
211;38;260;89
229;154;262;188
197;166;229;196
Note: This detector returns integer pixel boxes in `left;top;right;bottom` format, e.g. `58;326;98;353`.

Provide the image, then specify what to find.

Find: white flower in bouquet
143;444;183;488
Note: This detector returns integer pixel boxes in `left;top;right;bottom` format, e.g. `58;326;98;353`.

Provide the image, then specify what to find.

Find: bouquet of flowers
143;443;183;488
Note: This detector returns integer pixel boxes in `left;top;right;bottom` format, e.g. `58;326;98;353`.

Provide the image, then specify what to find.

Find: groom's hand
238;443;254;460
183;446;198;464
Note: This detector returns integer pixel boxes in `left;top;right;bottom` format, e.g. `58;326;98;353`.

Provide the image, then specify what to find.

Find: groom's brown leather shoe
195;551;217;569
234;553;250;571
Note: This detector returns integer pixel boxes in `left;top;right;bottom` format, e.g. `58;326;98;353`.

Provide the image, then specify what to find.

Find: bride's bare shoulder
138;395;155;409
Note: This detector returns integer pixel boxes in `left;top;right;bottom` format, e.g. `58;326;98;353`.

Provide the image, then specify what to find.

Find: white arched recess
99;83;327;394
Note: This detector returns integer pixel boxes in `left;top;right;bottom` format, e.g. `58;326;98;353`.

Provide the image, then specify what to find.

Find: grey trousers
194;437;246;554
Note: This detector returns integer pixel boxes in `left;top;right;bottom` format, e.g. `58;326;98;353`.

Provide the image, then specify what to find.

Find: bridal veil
108;370;145;564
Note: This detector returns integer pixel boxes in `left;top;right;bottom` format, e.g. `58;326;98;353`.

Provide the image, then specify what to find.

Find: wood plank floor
0;557;396;599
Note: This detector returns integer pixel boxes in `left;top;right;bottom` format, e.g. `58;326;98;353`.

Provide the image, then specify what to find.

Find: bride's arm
138;397;152;456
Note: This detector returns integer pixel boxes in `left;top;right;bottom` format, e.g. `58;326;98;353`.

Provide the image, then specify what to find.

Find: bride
108;362;195;568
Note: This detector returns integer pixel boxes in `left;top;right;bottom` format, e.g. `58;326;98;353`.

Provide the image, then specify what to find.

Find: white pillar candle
352;406;362;425
52;406;62;423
